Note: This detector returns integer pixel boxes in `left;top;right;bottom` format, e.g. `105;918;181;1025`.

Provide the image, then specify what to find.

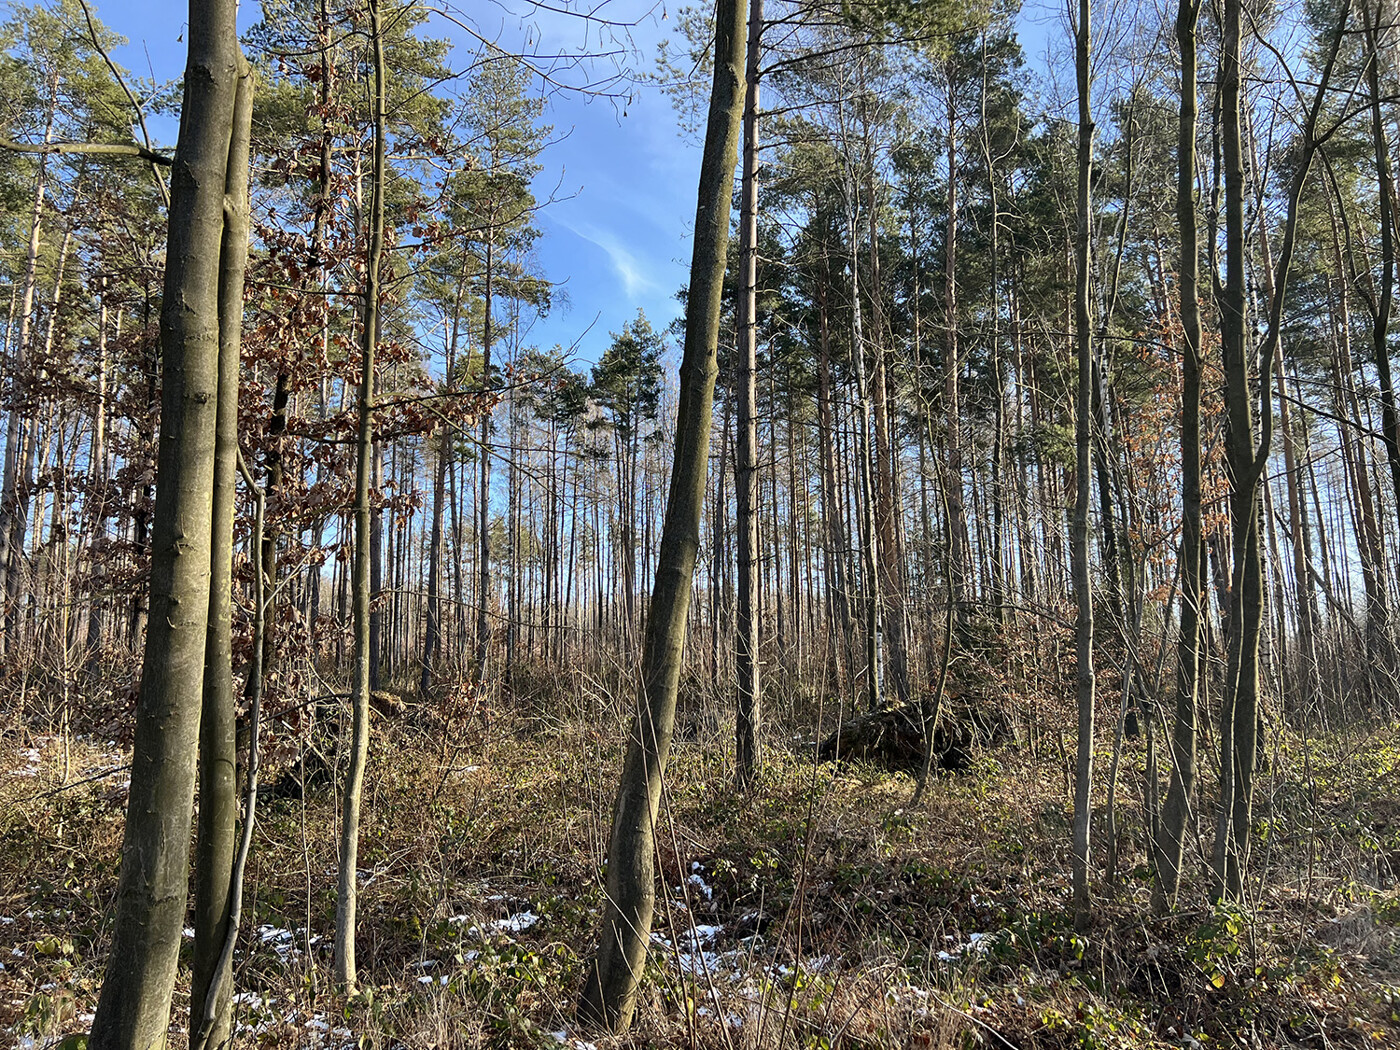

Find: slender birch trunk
334;0;386;990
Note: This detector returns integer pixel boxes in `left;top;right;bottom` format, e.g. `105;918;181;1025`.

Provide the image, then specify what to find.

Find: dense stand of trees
1;0;1399;1040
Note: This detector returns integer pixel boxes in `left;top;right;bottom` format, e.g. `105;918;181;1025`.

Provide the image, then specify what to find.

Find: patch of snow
256;925;301;960
653;923;745;979
490;910;538;934
10;747;42;777
548;1030;597;1050
938;931;994;962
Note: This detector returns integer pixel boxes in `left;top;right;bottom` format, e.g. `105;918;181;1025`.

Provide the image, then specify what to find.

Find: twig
14;763;130;803
75;0;171;206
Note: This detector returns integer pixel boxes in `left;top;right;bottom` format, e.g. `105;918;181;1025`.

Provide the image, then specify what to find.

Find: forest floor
1;662;1398;1050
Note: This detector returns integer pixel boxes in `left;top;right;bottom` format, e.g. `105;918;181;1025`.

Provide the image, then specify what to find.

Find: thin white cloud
552;212;665;299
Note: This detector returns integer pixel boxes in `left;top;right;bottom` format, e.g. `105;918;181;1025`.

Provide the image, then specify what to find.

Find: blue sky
97;0;696;371
95;1;1064;370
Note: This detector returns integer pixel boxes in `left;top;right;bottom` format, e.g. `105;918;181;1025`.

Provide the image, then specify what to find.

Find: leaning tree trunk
576;0;746;1029
334;0;386;992
88;1;246;1046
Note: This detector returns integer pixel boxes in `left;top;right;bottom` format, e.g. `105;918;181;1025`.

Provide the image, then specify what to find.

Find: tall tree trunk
943;65;968;617
840;123;883;712
1212;0;1346;899
1070;0;1097;932
1363;0;1400;545
734;0;762;791
475;221;496;687
0;101;53;647
334;0;386;990
89;1;245;1044
815;279;852;688
1212;0;1254;903
577;0;745;1026
422;284;462;696
84;282;111;658
191;61;252;1050
1153;0;1204;914
9;224;75;646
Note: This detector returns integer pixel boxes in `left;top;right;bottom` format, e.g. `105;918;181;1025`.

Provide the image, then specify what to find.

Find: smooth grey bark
335;0;386;991
576;0;746;1028
734;0;762;791
191;57;252;1050
1070;0;1096;933
88;0;244;1045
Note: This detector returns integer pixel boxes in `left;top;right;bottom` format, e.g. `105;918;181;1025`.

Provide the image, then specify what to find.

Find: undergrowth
0;664;1397;1049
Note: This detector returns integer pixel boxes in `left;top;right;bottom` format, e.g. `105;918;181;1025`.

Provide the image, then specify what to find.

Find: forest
0;0;1397;1046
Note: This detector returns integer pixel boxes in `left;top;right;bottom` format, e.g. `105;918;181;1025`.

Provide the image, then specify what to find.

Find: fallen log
817;696;1014;774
